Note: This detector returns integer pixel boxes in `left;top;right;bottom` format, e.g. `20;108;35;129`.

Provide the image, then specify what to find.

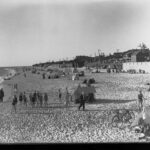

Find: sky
0;0;150;66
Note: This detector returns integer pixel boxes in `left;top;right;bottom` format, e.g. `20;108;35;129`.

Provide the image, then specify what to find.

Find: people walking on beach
19;92;23;106
37;91;40;107
39;92;43;107
65;87;70;108
78;91;86;111
12;95;18;113
29;92;33;107
44;92;48;107
58;89;62;102
23;92;27;107
32;91;37;107
0;88;4;102
138;90;145;112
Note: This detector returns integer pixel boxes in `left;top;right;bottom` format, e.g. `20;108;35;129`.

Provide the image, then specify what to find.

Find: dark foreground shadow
91;99;136;104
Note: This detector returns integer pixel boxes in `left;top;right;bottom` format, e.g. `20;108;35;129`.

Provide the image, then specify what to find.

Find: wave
0;68;16;87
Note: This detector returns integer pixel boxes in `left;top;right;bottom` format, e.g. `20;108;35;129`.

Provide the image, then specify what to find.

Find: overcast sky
0;0;150;66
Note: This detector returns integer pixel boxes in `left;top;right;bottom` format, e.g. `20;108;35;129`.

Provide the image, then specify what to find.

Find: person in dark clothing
78;91;86;111
44;92;48;107
29;92;33;107
32;94;36;108
23;92;27;107
12;95;18;113
0;88;4;102
0;90;2;102
58;89;62;102
19;92;23;105
33;91;37;107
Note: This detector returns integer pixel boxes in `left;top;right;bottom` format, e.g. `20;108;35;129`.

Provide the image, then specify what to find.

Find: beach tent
73;84;96;102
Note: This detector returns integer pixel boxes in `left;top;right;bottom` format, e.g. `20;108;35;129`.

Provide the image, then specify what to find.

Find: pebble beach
0;68;150;143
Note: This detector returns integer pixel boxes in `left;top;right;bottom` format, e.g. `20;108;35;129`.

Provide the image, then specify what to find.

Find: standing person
12;95;18;113
138;90;144;112
23;92;27;107
39;93;43;107
32;93;35;108
0;88;4;102
78;91;86;111
42;73;45;79
33;91;37;107
19;92;23;106
36;91;40;107
65;87;70;108
44;92;48;107
29;92;33;107
0;89;2;102
58;89;62;102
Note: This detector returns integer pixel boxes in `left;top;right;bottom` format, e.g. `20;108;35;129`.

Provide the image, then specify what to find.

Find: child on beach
12;95;18;113
32;91;37;108
0;88;4;102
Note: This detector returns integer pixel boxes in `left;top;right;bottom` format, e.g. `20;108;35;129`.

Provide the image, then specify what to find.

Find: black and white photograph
1;0;150;143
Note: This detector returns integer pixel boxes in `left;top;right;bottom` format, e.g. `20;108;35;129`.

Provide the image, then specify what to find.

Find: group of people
12;91;49;112
58;87;86;110
58;87;71;107
0;88;4;102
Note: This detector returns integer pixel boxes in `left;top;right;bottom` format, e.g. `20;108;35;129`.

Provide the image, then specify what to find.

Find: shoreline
0;68;17;102
0;68;16;84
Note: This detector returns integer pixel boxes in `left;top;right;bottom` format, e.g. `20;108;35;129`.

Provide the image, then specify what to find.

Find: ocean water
0;68;9;85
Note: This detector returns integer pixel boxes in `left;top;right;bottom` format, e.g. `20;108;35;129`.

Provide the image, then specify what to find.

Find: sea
0;68;9;87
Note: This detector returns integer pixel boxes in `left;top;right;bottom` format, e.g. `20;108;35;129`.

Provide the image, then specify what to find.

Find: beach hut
73;84;96;103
